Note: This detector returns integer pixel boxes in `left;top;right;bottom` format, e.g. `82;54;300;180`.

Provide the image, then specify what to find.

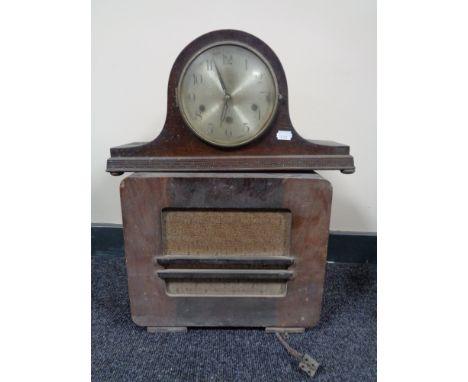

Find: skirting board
91;224;376;264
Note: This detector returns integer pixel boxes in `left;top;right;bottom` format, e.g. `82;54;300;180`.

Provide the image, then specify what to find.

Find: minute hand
214;62;228;94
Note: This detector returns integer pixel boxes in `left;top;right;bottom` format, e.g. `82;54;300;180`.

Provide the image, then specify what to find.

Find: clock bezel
177;41;280;148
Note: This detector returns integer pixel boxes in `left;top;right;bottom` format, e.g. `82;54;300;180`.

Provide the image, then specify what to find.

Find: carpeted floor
92;256;376;381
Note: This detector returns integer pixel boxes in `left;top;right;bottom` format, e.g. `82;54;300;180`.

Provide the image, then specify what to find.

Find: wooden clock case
107;30;354;333
106;29;354;174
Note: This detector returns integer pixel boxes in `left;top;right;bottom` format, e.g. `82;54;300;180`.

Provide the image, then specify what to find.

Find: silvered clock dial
178;43;279;147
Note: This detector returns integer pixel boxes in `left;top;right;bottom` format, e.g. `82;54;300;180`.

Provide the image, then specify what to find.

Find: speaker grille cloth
162;210;291;256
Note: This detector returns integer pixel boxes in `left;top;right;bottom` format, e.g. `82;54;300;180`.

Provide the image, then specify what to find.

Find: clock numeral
225;128;232;137
260;91;272;103
206;60;214;71
192;73;203;85
207;123;214;134
243;123;250;133
258;109;261;120
195;112;203;120
255;72;265;83
222;54;233;65
187;93;196;102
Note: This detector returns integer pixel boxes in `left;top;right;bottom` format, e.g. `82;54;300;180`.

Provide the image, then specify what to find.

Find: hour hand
214;62;227;94
220;99;229;125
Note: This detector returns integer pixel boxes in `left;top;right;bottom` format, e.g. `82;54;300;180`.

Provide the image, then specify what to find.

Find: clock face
178;43;279;147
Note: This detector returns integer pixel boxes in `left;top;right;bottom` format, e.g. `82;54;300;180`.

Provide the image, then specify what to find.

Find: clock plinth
106;30;355;332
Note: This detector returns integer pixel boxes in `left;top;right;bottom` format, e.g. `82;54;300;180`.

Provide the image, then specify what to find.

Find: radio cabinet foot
265;327;305;334
147;326;188;333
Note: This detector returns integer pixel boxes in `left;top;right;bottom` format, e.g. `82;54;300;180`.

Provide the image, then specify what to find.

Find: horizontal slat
155;255;294;266
156;269;294;280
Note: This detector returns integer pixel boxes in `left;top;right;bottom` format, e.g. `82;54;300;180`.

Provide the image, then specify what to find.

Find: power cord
275;332;320;379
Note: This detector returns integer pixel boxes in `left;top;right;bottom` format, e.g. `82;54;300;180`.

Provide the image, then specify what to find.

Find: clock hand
220;99;229;125
214;61;228;94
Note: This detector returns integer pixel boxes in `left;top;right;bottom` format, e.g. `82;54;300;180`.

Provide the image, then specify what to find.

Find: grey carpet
92;256;376;381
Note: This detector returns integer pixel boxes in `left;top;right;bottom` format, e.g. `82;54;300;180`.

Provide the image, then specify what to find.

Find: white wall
92;0;376;232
